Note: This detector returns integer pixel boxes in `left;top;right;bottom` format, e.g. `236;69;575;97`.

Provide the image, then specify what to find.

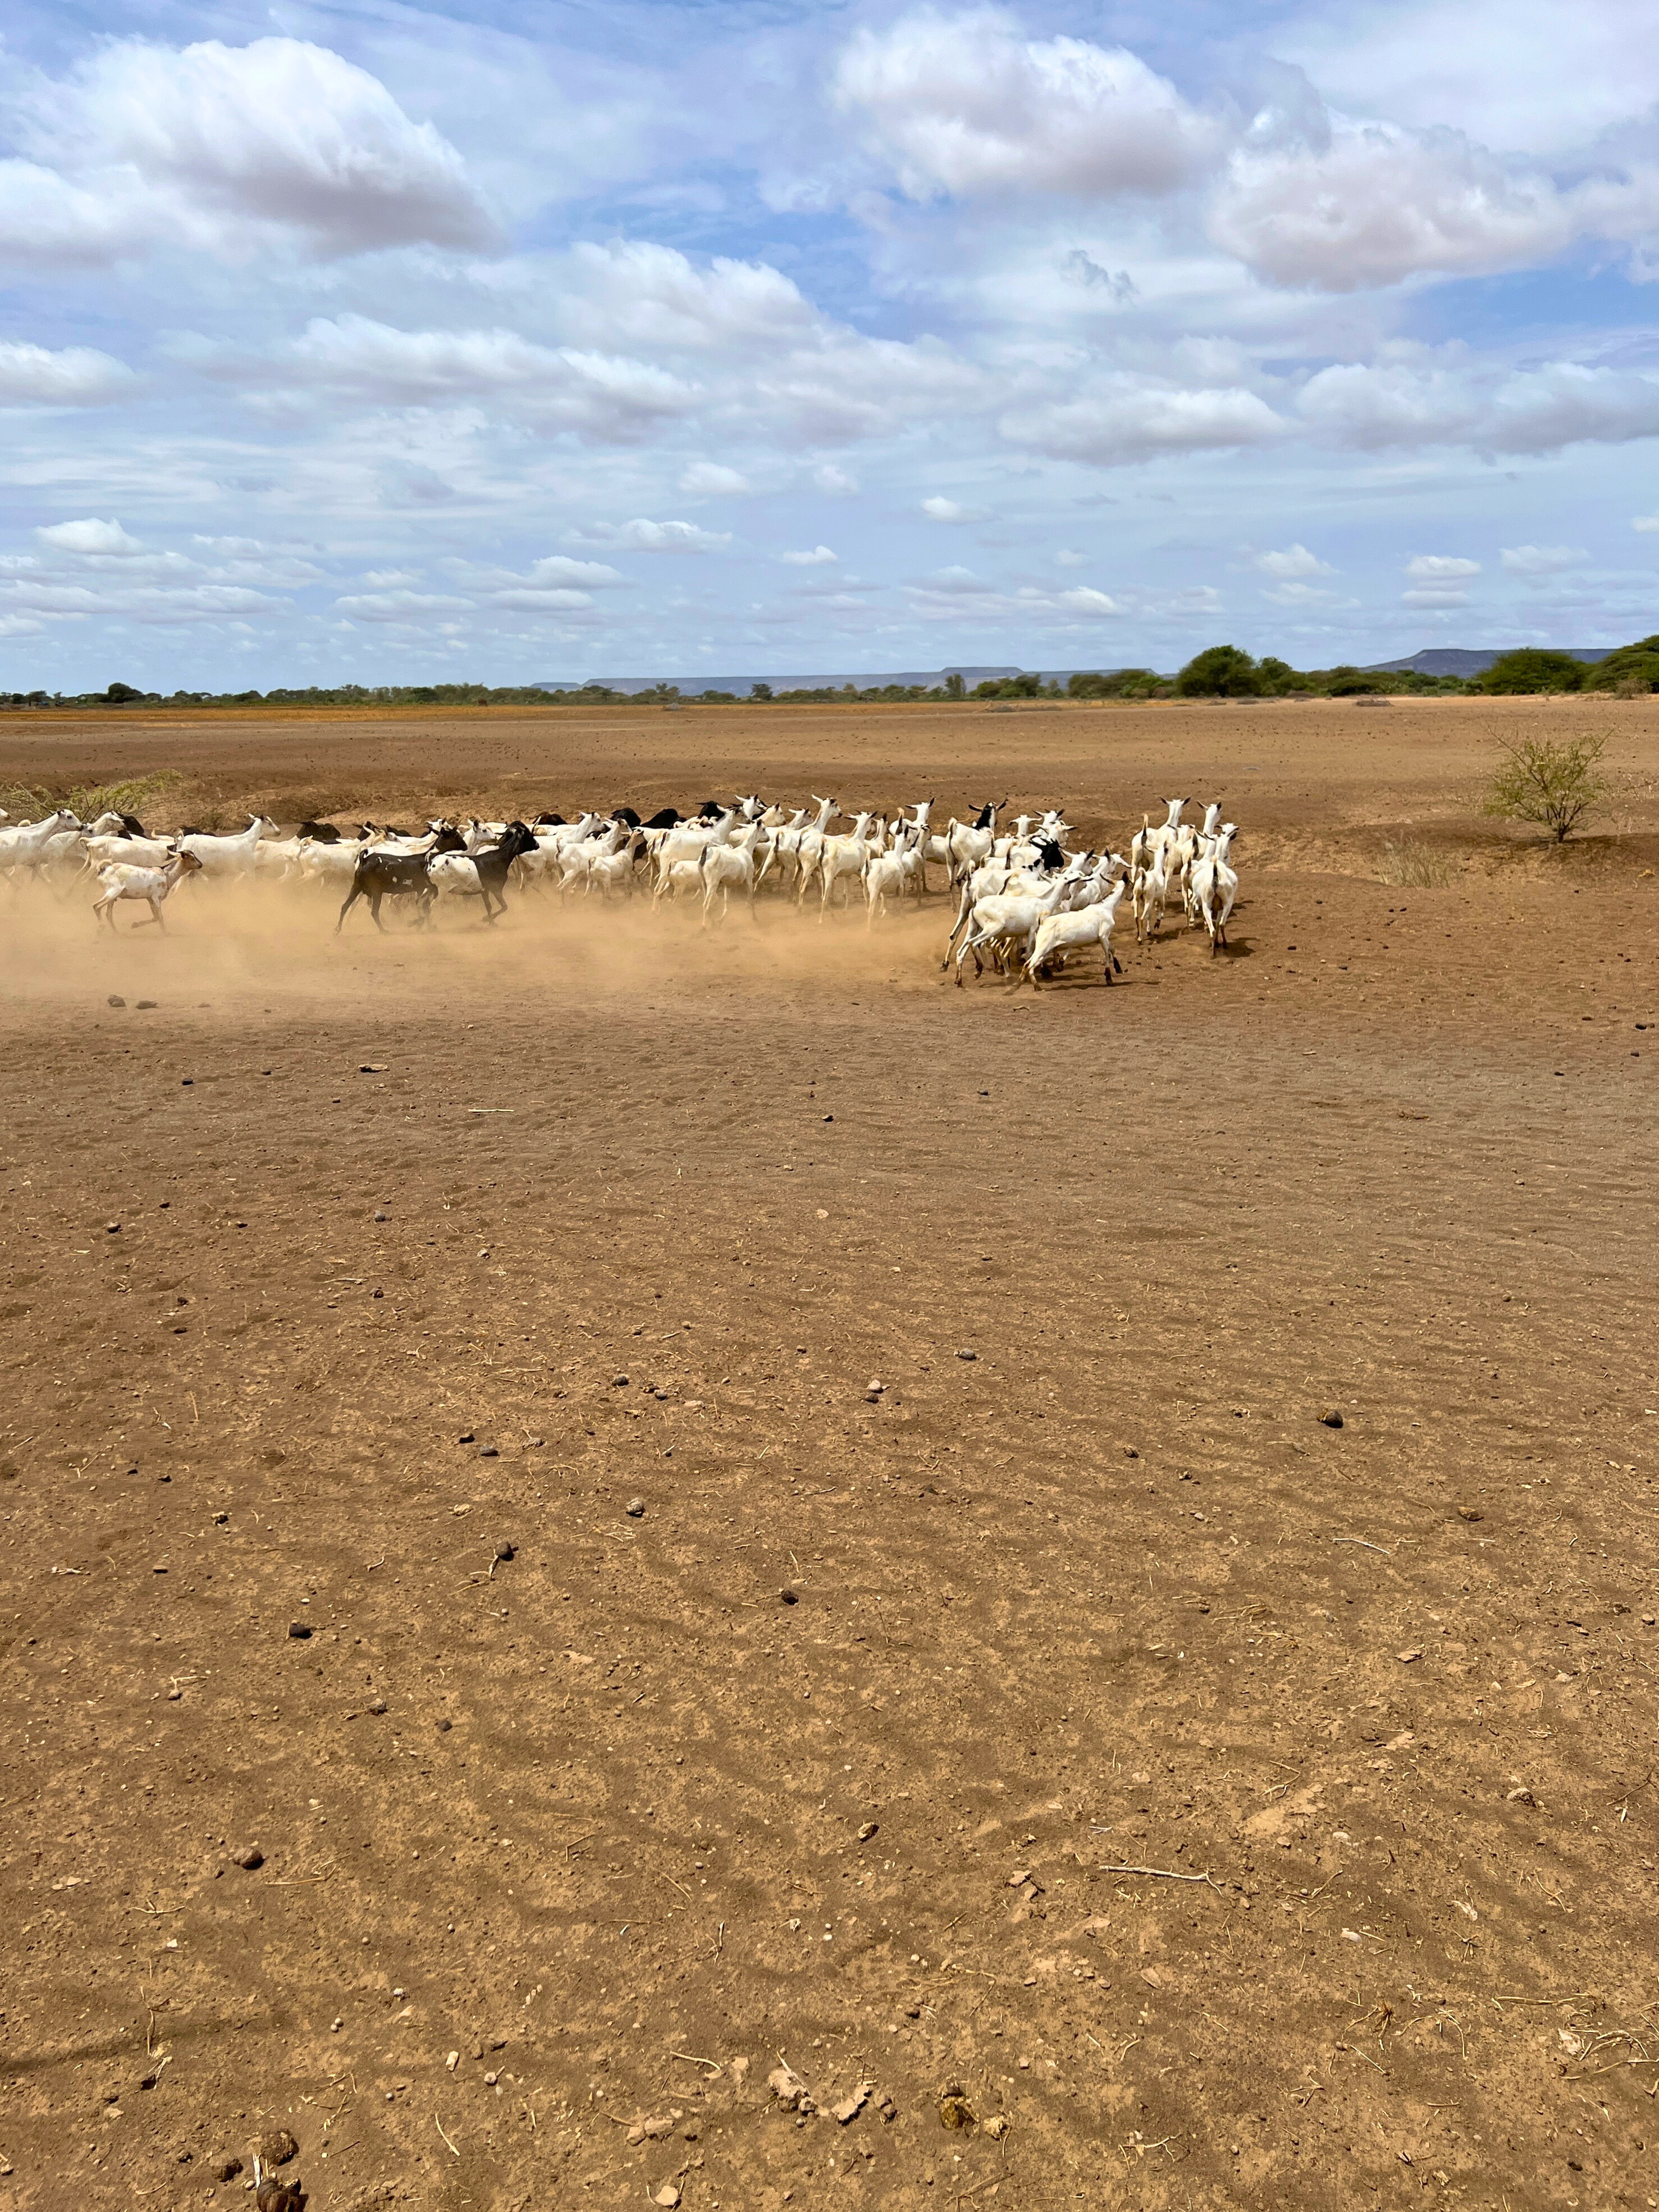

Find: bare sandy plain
2;694;1657;2212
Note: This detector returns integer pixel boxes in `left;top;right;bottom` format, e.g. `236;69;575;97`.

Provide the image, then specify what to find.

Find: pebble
613;1374;630;1388
1506;1785;1537;1806
435;1717;452;1733
107;994;126;1008
867;1378;884;1393
857;1821;879;1841
1319;1409;1344;1428
254;2128;298;2167
210;2156;243;2182
1457;1506;1483;1521
106;1220;121;1235
359;1063;388;1073
625;1496;646;1518
458;1431;476;1445
368;1697;387;1715
373;1211;388;1222
287;1622;312;1640
780;1588;798;1605
956;1349;976;1361
135;999;156;1009
231;1846;264;1870
478;1445;499;1459
446;2051;459;2071
212;1511;228;1525
1396;1648;1423;1663
495;1539;515;1562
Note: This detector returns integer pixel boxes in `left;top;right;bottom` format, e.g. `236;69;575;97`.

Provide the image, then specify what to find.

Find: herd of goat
0;793;1240;985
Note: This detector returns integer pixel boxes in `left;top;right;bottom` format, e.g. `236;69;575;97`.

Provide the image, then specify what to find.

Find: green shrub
1484;732;1607;842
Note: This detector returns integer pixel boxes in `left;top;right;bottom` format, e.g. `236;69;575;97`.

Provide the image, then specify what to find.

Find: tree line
6;634;1656;711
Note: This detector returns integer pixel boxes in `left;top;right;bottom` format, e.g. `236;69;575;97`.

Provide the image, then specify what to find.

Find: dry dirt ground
2;698;1658;2212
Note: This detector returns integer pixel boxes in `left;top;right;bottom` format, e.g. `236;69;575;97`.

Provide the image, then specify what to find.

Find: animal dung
287;1621;312;1639
254;2128;298;2165
938;2085;976;2130
495;1538;515;1561
780;1587;798;1605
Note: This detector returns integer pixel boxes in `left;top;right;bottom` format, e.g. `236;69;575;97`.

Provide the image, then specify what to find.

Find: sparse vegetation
1484;732;1608;842
1377;838;1452;887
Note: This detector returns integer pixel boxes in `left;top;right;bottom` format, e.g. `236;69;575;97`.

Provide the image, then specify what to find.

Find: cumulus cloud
1298;354;1659;454
1402;551;1480;607
560;242;817;353
331;589;475;620
0;341;134;406
679;461;752;495
565;518;730;552
1634;515;1659;532
1210;114;1659;291
37;517;146;556
833;11;1219;200
921;497;967;520
0;38;495;268
219;315;699;443
813;463;860;495
902;564;1125;622
1053;548;1089;567
1501;542;1587;572
781;545;839;565
1002;380;1283;466
1254;542;1334;578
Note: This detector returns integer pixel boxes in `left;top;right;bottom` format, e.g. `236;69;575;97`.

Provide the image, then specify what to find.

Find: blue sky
3;0;1659;687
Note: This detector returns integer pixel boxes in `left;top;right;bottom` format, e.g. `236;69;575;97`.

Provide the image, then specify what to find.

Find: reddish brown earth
2;698;1657;2212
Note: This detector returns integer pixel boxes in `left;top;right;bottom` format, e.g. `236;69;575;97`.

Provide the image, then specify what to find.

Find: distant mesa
534;666;1095;698
1365;646;1617;679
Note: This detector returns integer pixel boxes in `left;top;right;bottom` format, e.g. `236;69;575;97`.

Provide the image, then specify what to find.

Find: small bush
1377;838;1451;887
1484;732;1607;842
66;771;179;821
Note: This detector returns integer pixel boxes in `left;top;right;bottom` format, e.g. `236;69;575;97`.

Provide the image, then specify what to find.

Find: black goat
533;811;567;828
469;822;538;924
639;806;680;830
335;826;464;934
299;819;344;843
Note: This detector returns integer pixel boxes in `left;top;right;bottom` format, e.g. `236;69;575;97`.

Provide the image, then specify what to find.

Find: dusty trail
2;698;1657;2211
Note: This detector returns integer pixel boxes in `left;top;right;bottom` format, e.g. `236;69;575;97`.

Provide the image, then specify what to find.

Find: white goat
92;851;203;929
1025;878;1127;987
1190;824;1238;953
177;816;279;877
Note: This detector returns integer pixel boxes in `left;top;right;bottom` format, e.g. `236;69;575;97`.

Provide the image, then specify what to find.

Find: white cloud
0;341;134;406
560;241;817;352
921;496;967;520
565;518;730;552
1001;381;1282;466
813;463;860;495
1053;548;1089;567
331;589;475;620
1055;586;1125;614
1500;543;1587;572
833;12;1219;200
679;461;752;495
1298;355;1659;454
1634;515;1659;532
359;567;423;587
1402;552;1480;607
1405;555;1481;580
37;518;145;555
0;38;494;269
781;545;838;565
1254;543;1334;579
